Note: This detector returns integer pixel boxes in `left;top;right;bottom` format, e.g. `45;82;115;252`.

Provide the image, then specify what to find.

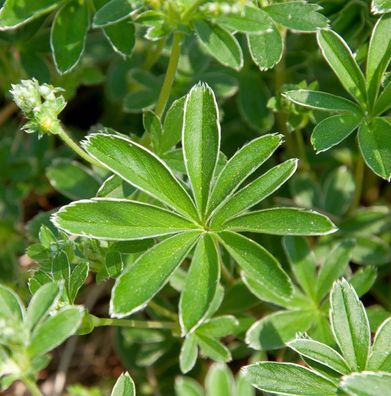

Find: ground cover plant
0;0;390;395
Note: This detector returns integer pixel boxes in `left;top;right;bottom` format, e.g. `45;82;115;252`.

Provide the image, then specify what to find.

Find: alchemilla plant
0;0;390;395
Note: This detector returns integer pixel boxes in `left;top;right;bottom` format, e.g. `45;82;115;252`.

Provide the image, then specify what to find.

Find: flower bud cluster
202;0;248;16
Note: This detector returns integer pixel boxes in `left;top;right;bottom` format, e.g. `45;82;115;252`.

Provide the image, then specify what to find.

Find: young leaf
288;337;350;374
83;133;197;220
180;234;220;334
143;110;162;152
358;118;391;181
194;20;243;70
197;315;239;338
111;372;135;396
246;310;315;350
341;372;391;396
223;208;337;236
264;2;328;32
242;362;337;395
28;306;84;357
160;96;185;153
67;262;89;303
53;199;198;240
196;334;231;362
311;114;361;153
25;282;60;331
0;285;25;321
211;159;298;226
51;1;89;74
284;90;361;114
247;24;283;71
317;29;367;105
374;82;391;115
216;6;272;33
183;83;220;216
330;279;370;371
205;363;234;396
175;377;204;396
218;232;292;302
366;14;391;105
207;134;283;216
46;159;100;200
367;317;391;371
110;232;199;317
93;0;134;27
283;236;317;300
0;0;62;29
103;20;135;58
317;239;354;301
180;334;198;374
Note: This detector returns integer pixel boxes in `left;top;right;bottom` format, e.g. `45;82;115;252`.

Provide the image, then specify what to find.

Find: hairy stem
23;377;43;396
92;316;179;331
155;32;183;117
57;126;103;169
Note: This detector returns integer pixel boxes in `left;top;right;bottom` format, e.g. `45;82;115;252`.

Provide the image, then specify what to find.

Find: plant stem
155;31;183;117
350;155;365;213
149;301;178;321
23;377;43;396
92;316;179;330
0;102;17;126
57;126;103;169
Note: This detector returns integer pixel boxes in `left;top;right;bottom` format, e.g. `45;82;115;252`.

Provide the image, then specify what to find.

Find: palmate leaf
111;232;200;317
179;234;220;334
183;83;220;217
53;198;198;240
330;279;370;372
242;362;338;395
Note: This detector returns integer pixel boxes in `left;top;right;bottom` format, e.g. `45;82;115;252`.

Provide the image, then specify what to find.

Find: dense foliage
0;0;390;395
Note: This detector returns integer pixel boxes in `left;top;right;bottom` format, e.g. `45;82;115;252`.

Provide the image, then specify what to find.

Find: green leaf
367;317;391;371
0;0;62;29
218;232;292;302
197;316;239;338
311;114;361;153
97;175;135;199
53;199;198;241
143;110;162;153
216;6;272;33
103;20;135;58
179;334;198;374
46;159;100;200
205;363;234;396
330;279;370;371
180;234;220;334
211;159;298;227
247;23;283;71
0;284;25;321
317;239;354;302
317;29;367;104
83;133;197;219
111;372;135;396
93;0;134;27
246;310;315;350
264;2;328;32
175;376;204;396
194;20;243;70
196;334;231;362
372;0;391;14
207;134;282;217
25;282;60;331
183;83;220;216
242;362;337;395
67;262;89;303
110;232;199;317
51;1;89;74
349;266;377;297
358;118;391;181
288;337;350;374
28;306;83;357
366;14;391;105
161;96;185;153
374;82;391;115
284;90;361;114
341;372;391;396
283;236;317;300
223;208;337;236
